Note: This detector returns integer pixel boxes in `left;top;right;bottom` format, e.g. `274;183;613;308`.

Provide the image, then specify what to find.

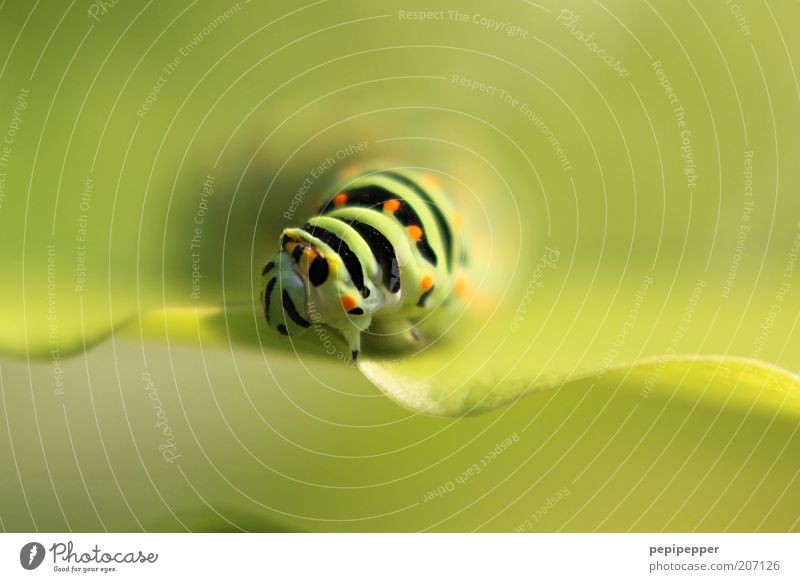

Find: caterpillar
260;165;466;362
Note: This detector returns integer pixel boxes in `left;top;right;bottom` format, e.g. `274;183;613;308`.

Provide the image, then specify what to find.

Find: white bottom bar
1;533;797;580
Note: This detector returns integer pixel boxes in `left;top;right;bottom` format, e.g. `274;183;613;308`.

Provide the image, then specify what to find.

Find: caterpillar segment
260;167;466;362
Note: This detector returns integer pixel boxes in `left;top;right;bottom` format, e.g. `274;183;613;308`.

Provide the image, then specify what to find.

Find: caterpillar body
260;166;466;361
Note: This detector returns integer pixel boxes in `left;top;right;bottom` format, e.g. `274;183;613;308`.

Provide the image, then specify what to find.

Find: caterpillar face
261;228;377;357
260;166;465;361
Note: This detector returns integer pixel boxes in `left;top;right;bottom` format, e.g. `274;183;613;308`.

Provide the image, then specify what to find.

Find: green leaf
130;306;800;418
1;340;797;532
363;353;800;416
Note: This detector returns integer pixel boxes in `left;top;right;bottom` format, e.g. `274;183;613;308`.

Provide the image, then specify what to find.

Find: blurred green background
0;0;798;531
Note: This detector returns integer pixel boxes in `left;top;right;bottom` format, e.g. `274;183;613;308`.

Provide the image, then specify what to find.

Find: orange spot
422;174;440;189
383;198;401;213
407;224;423;241
341;294;357;311
454;276;466;294
420;275;433;291
333;192;348;206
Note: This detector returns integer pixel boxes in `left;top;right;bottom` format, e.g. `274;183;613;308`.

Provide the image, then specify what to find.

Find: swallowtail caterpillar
260;165;467;361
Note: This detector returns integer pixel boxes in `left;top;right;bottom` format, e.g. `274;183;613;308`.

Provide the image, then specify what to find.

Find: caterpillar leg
340;325;362;362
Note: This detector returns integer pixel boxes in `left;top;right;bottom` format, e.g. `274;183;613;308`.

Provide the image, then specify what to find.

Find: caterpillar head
260;227;378;358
